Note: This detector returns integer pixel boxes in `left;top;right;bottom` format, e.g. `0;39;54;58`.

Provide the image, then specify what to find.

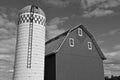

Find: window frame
69;38;75;47
78;28;83;36
88;42;92;50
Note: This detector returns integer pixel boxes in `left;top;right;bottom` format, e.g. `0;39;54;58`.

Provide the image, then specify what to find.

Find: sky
0;0;120;80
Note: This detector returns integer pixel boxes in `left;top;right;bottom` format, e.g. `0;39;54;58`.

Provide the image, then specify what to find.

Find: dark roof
45;30;68;56
45;24;106;60
19;5;45;16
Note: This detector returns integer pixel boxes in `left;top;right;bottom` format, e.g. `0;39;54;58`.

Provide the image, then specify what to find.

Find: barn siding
57;28;102;59
56;54;105;80
56;28;105;80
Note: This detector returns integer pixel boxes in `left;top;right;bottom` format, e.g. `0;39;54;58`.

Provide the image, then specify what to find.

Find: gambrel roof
45;24;106;60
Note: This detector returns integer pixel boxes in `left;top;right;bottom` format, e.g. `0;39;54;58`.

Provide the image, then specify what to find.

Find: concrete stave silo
13;5;46;80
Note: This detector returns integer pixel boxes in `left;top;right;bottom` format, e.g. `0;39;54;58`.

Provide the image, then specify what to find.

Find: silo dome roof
19;5;45;17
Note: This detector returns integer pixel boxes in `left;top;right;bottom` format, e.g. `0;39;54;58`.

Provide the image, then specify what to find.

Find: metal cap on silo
19;5;45;17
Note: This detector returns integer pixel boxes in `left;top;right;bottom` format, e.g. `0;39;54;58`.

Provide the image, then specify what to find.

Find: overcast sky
0;0;120;80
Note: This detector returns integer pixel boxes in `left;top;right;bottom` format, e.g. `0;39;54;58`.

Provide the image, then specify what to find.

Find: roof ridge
45;24;82;44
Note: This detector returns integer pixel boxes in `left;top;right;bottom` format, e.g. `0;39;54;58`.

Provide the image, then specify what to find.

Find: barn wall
56;54;105;80
56;28;105;80
57;28;102;59
44;54;56;80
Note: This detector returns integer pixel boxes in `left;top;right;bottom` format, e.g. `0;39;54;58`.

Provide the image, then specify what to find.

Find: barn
44;24;106;80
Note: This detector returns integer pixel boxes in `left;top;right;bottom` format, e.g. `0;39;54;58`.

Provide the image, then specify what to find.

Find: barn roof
45;24;106;60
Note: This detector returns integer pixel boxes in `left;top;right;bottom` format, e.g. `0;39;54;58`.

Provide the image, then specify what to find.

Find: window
69;38;74;47
88;42;92;50
78;28;83;36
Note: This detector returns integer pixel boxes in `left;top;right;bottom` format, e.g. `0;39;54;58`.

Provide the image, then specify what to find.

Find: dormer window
88;42;92;50
78;28;83;36
69;38;74;47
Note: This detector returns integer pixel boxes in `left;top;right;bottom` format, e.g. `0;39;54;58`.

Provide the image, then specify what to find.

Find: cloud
114;45;120;50
0;7;17;54
81;0;105;9
0;7;17;80
81;0;120;9
104;64;120;76
46;17;68;40
83;8;114;17
100;29;120;37
104;50;120;64
99;0;120;8
97;40;104;45
103;49;120;76
44;0;120;9
0;12;17;39
0;38;16;54
102;43;120;76
108;29;120;35
43;0;70;7
81;0;120;17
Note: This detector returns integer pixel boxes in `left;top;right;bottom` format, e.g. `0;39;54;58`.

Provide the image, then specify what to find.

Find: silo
13;5;46;80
